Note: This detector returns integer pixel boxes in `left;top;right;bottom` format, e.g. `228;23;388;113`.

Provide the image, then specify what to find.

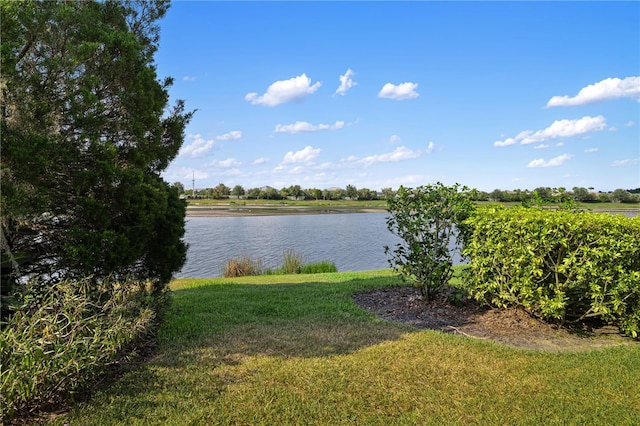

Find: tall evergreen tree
1;1;193;300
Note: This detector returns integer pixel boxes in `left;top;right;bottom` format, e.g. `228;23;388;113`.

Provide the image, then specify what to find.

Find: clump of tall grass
224;250;337;277
223;256;265;277
276;249;304;274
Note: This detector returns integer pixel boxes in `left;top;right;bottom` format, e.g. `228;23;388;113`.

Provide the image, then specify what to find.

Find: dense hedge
463;207;640;338
0;278;161;421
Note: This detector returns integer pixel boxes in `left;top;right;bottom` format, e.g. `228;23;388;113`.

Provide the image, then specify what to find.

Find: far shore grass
49;269;640;425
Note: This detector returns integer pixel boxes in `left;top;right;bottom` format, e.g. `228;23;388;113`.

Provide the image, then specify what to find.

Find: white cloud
353;146;421;167
526;154;573;168
494;115;607;147
335;69;356;96
316;162;332;170
377;82;419;100
384;174;430;187
584;148;598;153
179;134;216;158
274;120;345;134
523;116;607;144
182;76;196;81
289;166;305;174
425;141;435;154
612;158;639;167
216;130;242;141
282;146;322;164
252;157;269;165
626;120;636;127
389;135;401;144
494;138;517;147
212;158;240;168
171;167;208;181
533;144;549;149
218;168;241;177
546;76;640;107
245;74;322;106
556;142;565;147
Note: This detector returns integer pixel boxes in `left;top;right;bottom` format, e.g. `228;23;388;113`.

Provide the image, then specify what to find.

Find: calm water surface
177;213;463;278
177;210;638;278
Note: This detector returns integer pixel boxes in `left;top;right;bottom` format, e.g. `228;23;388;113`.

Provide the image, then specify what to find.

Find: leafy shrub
463;207;640;338
223;256;265;277
0;277;156;421
385;183;476;300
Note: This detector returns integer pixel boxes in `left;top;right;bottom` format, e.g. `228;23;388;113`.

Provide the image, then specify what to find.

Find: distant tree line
172;182;395;201
172;182;640;204
480;187;639;204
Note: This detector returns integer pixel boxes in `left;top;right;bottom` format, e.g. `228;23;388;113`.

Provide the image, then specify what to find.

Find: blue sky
156;1;639;193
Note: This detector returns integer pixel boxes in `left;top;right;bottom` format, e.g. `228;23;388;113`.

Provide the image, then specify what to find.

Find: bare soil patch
353;286;637;352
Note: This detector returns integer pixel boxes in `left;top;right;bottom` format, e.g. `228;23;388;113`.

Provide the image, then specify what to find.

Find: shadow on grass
158;276;423;362
49;273;640;426
53;275;464;425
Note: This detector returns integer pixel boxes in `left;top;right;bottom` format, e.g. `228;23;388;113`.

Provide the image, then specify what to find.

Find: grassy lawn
49;270;640;425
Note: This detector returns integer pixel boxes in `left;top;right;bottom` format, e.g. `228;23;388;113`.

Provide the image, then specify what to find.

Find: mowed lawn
51;270;640;425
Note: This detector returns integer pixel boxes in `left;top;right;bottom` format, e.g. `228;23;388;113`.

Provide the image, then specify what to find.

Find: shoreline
185;204;640;218
186;205;387;217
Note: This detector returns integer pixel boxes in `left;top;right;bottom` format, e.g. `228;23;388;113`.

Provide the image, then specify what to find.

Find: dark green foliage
0;250;32;322
1;1;191;418
463;207;640;338
1;0;192;290
385;183;476;300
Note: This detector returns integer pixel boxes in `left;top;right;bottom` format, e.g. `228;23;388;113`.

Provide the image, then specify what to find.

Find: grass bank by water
186;201;386;217
48;270;639;425
185;199;640;217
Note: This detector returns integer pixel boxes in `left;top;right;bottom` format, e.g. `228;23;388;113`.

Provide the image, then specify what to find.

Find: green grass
298;260;338;274
47;270;640;425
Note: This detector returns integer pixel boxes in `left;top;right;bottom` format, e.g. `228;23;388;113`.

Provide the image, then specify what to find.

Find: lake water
176;213;464;278
176;209;638;278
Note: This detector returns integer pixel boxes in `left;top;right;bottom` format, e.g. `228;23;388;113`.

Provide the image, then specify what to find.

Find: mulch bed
352;285;636;352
